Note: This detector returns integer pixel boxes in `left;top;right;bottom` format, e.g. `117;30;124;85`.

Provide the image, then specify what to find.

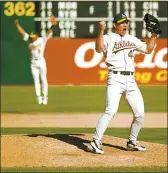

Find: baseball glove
143;13;161;35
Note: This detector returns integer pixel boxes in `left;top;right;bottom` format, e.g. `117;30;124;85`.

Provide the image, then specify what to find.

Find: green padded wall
1;1;36;84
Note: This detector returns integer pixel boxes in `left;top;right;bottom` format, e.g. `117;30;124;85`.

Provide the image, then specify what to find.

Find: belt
112;71;134;75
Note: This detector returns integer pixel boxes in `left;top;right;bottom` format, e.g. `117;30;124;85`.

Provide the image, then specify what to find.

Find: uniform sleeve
103;34;110;53
42;32;53;43
47;32;53;39
32;38;42;47
134;37;147;53
23;33;29;42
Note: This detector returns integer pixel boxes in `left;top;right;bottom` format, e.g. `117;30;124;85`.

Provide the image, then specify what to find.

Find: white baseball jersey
103;32;147;72
22;32;52;103
23;33;52;62
92;32;148;145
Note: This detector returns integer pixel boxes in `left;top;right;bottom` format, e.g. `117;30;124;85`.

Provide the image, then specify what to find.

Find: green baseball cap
113;13;130;24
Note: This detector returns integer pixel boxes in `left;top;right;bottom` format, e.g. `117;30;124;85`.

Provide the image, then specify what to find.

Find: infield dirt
1;113;167;168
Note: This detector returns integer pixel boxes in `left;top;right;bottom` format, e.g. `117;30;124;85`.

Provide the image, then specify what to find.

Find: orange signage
44;38;167;85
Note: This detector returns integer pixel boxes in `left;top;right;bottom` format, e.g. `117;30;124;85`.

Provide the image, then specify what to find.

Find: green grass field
1;85;167;113
1;166;167;172
1;127;167;144
1;85;167;173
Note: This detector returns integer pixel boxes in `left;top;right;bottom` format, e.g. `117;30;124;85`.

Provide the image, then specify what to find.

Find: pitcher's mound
1;134;167;167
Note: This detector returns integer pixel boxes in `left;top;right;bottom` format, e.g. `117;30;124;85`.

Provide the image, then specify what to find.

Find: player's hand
14;19;19;25
50;15;57;26
99;21;106;31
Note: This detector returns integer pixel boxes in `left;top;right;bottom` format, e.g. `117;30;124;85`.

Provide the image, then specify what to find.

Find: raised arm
95;22;106;53
46;15;57;37
145;34;157;54
14;19;26;37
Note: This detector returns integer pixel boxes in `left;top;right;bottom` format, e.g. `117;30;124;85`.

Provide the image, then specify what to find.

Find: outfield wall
1;38;167;85
1;2;35;84
45;38;167;85
1;1;167;85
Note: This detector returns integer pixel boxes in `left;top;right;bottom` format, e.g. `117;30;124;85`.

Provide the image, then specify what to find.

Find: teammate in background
86;13;159;153
14;16;57;105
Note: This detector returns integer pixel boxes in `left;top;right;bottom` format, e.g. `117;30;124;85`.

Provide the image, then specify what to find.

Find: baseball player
86;13;160;154
14;16;57;105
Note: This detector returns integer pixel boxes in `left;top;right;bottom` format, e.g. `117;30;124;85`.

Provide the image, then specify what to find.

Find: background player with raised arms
86;13;161;154
14;16;57;105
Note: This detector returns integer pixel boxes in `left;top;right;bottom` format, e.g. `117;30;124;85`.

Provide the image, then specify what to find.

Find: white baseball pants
93;71;144;142
30;58;48;98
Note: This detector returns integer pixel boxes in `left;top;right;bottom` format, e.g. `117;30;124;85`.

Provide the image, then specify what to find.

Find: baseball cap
29;32;38;39
113;13;130;24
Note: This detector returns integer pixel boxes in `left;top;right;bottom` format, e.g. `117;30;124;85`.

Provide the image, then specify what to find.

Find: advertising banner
45;38;167;85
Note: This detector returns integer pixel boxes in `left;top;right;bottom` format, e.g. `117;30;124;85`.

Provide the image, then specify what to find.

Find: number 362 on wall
4;2;35;16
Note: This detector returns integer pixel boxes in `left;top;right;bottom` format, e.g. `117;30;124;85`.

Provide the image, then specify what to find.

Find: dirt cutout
1;134;167;168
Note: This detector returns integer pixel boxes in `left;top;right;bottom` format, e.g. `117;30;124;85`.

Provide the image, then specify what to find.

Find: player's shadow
26;134;127;151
